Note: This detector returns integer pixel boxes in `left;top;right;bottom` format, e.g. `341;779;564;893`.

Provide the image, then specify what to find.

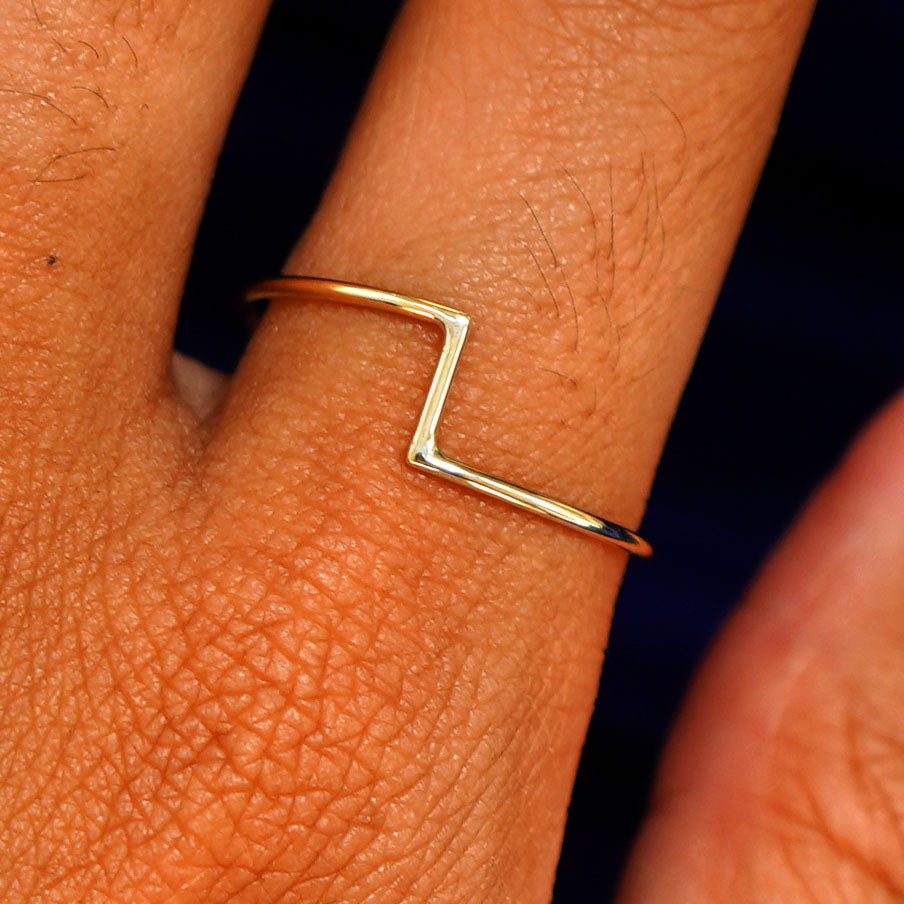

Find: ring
246;277;653;557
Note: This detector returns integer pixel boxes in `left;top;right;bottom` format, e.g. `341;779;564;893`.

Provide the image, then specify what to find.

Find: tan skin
1;0;901;901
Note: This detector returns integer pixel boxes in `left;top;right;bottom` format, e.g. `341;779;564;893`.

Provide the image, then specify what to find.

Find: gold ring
246;277;652;557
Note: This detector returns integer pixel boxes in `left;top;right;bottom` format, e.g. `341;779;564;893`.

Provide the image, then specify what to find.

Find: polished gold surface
247;277;652;557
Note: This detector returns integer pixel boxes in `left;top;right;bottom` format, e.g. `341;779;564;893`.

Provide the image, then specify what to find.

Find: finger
619;389;904;903
171;351;227;421
205;0;814;899
0;0;270;432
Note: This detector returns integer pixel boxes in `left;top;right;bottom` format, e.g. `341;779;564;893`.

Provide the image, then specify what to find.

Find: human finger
196;0;816;899
619;390;904;902
0;0;270;453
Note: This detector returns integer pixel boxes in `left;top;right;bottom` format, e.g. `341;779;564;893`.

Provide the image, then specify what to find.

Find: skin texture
0;0;900;902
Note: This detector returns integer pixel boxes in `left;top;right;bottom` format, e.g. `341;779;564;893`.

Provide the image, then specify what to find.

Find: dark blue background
176;2;903;899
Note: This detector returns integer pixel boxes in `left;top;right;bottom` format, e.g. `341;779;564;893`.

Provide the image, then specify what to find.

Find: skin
0;0;900;901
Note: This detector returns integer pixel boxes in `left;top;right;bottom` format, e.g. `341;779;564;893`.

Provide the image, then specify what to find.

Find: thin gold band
246;277;653;557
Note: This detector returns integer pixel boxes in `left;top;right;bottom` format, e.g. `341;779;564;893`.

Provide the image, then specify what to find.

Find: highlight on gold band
246;277;652;557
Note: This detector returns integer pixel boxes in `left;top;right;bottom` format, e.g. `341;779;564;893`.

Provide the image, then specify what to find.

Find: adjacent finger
619;389;904;902
0;0;270;437
203;0;815;900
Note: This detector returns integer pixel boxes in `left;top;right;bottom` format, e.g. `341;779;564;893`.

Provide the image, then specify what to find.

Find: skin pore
1;1;902;902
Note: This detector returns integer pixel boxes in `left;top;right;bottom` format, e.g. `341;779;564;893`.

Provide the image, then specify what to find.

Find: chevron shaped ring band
246;277;652;557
